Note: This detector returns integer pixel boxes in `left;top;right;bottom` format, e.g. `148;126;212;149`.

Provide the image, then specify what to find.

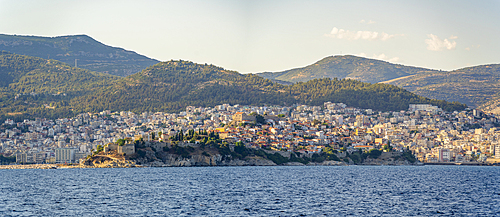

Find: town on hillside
1;102;500;165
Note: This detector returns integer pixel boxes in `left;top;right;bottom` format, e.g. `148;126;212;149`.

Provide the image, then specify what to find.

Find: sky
1;0;499;73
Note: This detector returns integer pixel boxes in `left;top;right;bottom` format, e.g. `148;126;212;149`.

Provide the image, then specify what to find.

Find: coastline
4;161;500;170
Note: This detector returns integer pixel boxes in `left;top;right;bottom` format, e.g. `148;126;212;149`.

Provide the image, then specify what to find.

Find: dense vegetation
0;154;16;164
0;52;120;121
257;55;440;83
68;60;464;114
0;34;159;76
0;53;465;122
0;51;119;94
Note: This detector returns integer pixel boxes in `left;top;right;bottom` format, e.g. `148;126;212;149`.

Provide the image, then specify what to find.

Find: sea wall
0;164;58;170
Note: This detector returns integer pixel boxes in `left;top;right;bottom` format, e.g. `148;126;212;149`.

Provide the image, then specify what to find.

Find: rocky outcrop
80;154;139;168
137;153;277;167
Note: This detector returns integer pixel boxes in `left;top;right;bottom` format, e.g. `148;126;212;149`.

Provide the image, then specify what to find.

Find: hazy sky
1;0;499;73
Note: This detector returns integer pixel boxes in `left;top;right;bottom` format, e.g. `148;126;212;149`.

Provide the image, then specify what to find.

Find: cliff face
81;142;418;168
134;152;277;167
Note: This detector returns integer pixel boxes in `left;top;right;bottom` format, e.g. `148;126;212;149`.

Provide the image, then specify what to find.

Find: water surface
1;166;499;216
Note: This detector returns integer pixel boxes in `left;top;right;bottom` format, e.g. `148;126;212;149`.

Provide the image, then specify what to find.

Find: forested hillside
257;55;439;83
0;51;119;94
0;56;466;121
0;34;159;76
68;60;464;114
0;51;120;120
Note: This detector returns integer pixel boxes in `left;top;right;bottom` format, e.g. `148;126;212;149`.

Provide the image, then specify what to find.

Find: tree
234;141;248;158
312;119;321;126
383;144;393;152
255;114;265;124
95;145;104;154
368;149;382;158
117;139;125;146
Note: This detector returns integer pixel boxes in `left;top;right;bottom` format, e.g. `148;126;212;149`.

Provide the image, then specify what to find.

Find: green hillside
385;64;500;108
0;51;119;94
0;56;465;121
0;34;159;76
0;51;120;119
68;60;464;114
257;55;439;83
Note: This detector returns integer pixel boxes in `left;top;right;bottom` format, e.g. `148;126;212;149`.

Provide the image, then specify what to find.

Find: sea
1;166;499;216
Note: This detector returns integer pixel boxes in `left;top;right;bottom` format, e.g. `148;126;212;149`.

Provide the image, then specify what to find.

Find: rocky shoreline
0;148;427;169
1;159;421;169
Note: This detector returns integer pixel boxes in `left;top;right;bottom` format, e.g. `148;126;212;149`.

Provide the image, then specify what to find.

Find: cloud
465;44;480;51
359;19;376;24
327;27;400;41
372;53;400;62
425;34;457;51
380;32;394;41
357;53;400;62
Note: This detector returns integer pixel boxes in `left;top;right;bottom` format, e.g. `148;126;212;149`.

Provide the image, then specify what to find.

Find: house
233;112;256;122
352;145;374;151
118;143;135;156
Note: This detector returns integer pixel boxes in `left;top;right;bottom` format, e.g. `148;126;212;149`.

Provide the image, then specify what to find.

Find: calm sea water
1;166;499;216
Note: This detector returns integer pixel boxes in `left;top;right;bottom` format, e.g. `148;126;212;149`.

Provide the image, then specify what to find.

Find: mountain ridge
256;55;441;84
0;34;159;76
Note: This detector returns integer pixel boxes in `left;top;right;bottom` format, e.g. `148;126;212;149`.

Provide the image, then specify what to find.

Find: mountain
383;64;500;109
0;51;120;119
0;54;465;121
257;55;439;83
66;60;465;115
0;34;159;76
0;51;119;94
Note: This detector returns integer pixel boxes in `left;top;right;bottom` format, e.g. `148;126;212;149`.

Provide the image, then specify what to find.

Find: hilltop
257;55;439;83
0;34;159;76
257;55;500;113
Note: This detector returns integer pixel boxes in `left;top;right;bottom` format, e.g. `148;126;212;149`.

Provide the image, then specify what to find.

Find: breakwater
0;164;59;170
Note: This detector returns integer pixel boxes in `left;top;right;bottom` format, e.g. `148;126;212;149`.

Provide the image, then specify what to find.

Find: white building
409;104;442;113
55;148;78;163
